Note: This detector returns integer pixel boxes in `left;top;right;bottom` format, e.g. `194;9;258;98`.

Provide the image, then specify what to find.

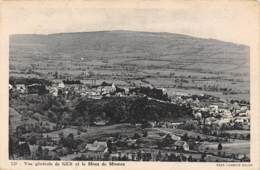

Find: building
126;139;137;147
16;84;26;93
174;141;189;151
158;88;167;95
163;133;181;141
97;83;116;95
170;122;183;128
9;84;13;90
93;120;108;126
48;87;58;96
58;82;65;88
209;105;219;114
82;141;108;159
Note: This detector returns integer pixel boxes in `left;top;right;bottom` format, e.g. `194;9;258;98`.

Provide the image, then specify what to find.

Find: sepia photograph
9;30;251;162
1;0;259;169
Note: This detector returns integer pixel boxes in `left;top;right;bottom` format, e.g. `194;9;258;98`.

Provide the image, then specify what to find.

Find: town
9;75;250;162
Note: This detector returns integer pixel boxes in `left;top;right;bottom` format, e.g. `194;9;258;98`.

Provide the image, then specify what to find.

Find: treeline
11;93;193;127
9;77;52;86
73;96;192;125
129;87;169;101
190;94;220;101
230;99;250;105
63;79;82;85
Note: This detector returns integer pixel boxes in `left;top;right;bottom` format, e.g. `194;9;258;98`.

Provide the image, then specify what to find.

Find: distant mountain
10;30;249;76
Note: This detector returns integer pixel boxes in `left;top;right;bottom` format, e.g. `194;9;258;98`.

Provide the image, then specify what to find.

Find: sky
1;0;259;46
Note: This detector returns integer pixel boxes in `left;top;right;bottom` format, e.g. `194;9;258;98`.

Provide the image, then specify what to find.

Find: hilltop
10;30;249;74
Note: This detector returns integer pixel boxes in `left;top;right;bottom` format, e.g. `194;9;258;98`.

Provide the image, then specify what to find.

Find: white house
9;84;13;90
163;133;181;141
174;141;189;151
58;82;65;88
84;140;108;153
49;87;58;96
16;84;26;93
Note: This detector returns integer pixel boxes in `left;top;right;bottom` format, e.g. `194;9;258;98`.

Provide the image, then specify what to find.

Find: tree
233;122;243;130
246;133;250;140
220;123;230;131
42;148;50;160
29;135;37;145
182;133;188;141
36;145;43;159
54;72;58;79
200;152;206;162
217;143;223;156
218;143;223;150
143;130;148;137
106;140;112;154
137;150;142;161
201;110;211;133
188;155;193;162
63;133;75;149
197;135;201;142
181;120;199;130
77;129;81;135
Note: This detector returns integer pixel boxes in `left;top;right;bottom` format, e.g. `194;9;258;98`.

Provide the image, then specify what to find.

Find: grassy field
224;130;250;135
198;141;250;156
150;127;250;156
79;124;143;141
151;127;219;140
43;123;143;142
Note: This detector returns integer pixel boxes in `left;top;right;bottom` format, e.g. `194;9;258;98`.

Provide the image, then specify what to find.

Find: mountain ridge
10;30;248;47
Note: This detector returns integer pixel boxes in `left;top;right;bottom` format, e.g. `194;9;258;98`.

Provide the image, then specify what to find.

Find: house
175;91;190;97
234;117;250;124
84;140;108;155
49;87;58;96
163;133;181;141
158;88;167;95
236;153;246;160
93;120;108;126
124;87;129;95
42;146;57;151
194;112;202;120
126;139;137;147
209;105;219;112
214;118;231;126
147;121;156;128
222;109;232;118
171;122;183;128
115;92;123;97
16;84;27;93
58;82;65;88
205;117;217;125
174;141;189;151
54;147;71;156
109;153;120;160
98;85;116;95
9;84;13;90
240;106;248;113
